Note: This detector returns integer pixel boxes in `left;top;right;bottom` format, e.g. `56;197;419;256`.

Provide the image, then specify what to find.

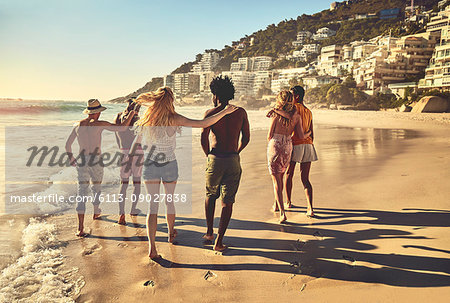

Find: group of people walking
65;76;317;259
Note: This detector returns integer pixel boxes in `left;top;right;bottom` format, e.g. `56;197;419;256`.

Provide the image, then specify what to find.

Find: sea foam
0;218;84;302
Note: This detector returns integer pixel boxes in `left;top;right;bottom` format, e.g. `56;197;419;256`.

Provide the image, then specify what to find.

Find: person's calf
204;196;217;236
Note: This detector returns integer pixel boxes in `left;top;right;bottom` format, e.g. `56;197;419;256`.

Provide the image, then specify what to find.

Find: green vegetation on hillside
172;62;196;74
109;77;163;103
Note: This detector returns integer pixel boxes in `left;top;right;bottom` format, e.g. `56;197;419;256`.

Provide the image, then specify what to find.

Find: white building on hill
318;45;343;76
313;27;336;41
192;52;221;73
271;67;308;93
173;73;200;96
230;56;273;72
221;71;256;97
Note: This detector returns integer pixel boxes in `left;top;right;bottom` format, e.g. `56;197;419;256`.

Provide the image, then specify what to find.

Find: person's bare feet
168;229;178;243
272;202;279;212
202;234;214;241
76;230;87;237
93;207;101;220
118;214;126;225
306;208;315;218
130;208;141;217
149;253;161;260
285;201;292;209
213;244;228;252
149;247;160;260
279;213;287;224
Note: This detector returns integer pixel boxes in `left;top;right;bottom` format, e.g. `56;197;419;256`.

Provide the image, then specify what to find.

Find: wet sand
49;110;450;302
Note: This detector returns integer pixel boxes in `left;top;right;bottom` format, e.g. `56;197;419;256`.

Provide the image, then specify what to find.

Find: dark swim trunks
205;154;242;204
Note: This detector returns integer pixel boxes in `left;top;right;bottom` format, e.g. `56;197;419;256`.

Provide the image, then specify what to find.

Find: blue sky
0;0;333;100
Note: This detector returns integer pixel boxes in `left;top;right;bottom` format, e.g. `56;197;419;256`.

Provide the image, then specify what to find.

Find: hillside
214;0;439;71
109;0;440;102
109;77;163;103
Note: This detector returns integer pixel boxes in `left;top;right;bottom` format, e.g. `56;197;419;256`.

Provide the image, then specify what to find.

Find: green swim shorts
205;154;242;204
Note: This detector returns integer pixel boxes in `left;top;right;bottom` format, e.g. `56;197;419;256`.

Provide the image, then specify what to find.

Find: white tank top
139;126;178;163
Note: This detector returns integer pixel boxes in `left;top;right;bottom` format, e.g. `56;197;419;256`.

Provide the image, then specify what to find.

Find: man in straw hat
65;99;136;237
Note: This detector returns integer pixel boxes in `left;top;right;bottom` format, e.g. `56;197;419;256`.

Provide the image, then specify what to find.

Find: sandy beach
27;110;448;302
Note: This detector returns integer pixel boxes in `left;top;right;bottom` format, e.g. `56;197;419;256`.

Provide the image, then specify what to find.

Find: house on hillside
292;31;312;47
230;56;273;72
354;33;435;94
302;75;340;89
313;27;336;41
379;8;401;20
420;24;450;91
192;51;221;73
318;45;343;76
388;82;418;98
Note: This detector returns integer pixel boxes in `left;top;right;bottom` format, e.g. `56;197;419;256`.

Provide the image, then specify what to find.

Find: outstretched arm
114;113;122;148
269;108;290;119
174;105;238;128
65;126;77;166
201;111;211;156
238;110;250;153
101;111;136;131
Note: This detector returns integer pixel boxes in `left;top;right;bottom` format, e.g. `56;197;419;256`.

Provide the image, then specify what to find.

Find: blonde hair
270;90;295;127
136;87;176;127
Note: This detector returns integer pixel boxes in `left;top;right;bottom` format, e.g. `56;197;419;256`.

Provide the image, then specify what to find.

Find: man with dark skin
201;75;250;252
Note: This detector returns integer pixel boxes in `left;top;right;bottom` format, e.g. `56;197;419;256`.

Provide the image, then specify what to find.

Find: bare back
205;106;247;154
271;112;300;137
115;113;139;149
75;119;108;155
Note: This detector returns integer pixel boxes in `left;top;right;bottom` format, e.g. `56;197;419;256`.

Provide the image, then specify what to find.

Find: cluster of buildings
162;4;450;102
291;27;336;47
314;32;438;92
419;4;450;90
287;44;320;62
331;1;401;20
163;53;274;99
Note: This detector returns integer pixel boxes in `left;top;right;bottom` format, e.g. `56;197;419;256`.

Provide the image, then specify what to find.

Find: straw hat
83;99;106;114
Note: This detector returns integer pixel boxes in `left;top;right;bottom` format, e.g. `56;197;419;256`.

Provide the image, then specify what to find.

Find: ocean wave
0;103;86;115
0;218;84;302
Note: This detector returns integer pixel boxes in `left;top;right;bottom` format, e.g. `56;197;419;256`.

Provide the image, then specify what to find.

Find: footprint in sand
117;242;128;248
300;283;306;292
312;231;324;240
289;261;302;274
82;243;102;256
291;239;306;251
203;270;217;281
342;255;356;267
143;280;155;287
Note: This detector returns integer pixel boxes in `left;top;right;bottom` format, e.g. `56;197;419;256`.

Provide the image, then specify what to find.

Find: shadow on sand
171;207;450;287
97;207;450;287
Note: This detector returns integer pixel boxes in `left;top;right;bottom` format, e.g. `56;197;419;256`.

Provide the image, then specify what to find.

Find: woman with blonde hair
132;87;237;259
267;90;309;223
